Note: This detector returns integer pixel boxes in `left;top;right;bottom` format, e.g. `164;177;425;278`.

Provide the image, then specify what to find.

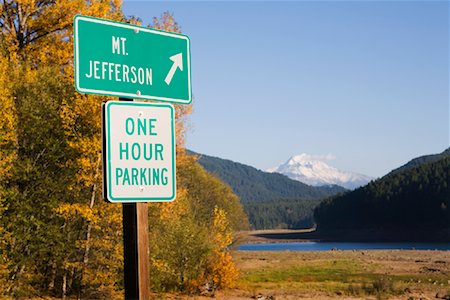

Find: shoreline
235;228;318;244
236;228;450;244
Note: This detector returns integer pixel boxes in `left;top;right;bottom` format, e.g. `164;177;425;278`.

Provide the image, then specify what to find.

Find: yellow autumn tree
59;90;124;299
0;1;124;298
209;206;239;289
0;0;122;67
0;47;15;296
0;2;248;298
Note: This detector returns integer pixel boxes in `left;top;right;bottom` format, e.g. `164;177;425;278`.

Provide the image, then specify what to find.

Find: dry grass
146;249;450;299
230;250;450;299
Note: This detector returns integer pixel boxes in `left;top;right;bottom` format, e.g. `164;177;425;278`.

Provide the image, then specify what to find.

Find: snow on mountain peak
269;153;372;190
289;153;336;164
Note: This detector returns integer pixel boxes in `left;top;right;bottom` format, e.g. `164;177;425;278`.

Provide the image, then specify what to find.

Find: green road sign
102;101;176;202
74;15;191;104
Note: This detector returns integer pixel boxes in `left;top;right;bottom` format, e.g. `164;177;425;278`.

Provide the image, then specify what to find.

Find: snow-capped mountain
268;153;373;190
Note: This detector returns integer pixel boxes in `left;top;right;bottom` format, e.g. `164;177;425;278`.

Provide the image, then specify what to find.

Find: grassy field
156;249;450;299
150;228;450;299
230;250;450;299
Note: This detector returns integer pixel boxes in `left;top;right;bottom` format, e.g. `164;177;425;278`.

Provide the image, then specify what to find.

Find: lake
239;242;450;251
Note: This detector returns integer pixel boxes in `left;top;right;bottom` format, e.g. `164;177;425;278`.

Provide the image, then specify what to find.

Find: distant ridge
314;148;450;242
188;150;346;203
390;147;450;175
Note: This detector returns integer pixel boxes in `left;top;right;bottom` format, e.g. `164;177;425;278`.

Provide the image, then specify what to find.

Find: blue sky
123;0;449;178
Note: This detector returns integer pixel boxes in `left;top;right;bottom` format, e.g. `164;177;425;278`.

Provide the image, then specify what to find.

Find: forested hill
188;150;346;203
390;148;450;175
314;154;450;241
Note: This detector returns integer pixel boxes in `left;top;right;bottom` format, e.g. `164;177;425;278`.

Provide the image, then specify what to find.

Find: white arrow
164;53;183;85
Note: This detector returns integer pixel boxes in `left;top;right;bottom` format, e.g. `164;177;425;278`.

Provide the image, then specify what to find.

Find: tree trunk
79;155;101;297
67;267;75;295
48;261;57;292
62;270;67;300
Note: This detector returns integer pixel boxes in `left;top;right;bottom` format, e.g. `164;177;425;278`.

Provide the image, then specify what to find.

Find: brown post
118;98;150;300
136;202;149;298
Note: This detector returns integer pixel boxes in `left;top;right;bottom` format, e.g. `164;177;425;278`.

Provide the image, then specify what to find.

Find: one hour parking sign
102;101;176;202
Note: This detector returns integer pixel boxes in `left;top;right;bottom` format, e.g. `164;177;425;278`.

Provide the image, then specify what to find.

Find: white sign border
103;101;177;203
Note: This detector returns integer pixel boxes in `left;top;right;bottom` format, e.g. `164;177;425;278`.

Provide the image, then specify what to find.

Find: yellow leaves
55;199;123;298
212;207;233;249
0;226;12;294
64;260;83;271
175;103;192;149
0;59;17;181
159;188;189;221
100;203;123;227
151;257;173;276
152;12;181;33
0;0;123;67
205;207;239;289
209;251;239;289
55;203;99;223
61;93;104;188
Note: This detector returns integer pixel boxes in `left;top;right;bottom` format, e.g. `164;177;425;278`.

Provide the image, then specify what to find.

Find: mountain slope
269;154;373;189
244;199;322;230
390;147;450;175
188;150;346;203
314;152;450;241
